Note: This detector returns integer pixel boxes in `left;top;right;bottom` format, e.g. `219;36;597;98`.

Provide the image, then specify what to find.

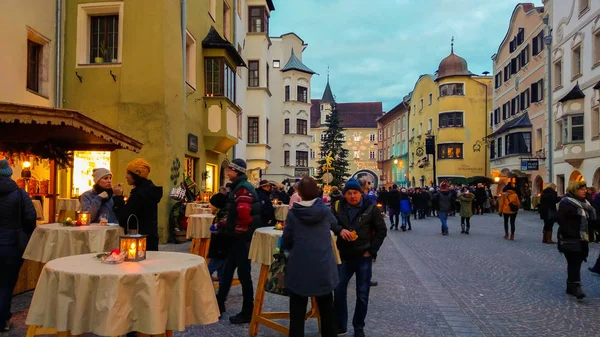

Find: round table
185;203;213;217
23;223;124;263
26;252;219;336
187;214;215;257
273;205;289;222
248;227;341;336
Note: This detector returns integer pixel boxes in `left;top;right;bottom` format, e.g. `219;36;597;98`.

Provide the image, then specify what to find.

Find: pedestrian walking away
539;183;560;244
498;184;520;240
458;187;475;234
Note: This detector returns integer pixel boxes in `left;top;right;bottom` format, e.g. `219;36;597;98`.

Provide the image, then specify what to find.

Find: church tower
320;73;335;124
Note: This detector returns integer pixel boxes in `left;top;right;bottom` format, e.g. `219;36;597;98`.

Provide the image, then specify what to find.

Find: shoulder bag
264;252;289;297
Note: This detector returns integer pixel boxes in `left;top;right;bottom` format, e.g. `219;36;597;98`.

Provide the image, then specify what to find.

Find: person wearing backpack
498;184;520;240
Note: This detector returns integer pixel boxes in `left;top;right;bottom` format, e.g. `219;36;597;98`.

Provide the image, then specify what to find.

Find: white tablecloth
185;203;212;217
187;214;215;239
25;252;219;336
32;200;43;220
56;198;80;212
273;205;289;221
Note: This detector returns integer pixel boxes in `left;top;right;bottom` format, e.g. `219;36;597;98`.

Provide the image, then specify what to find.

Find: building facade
546;0;600;193
407;46;492;187
377;94;411;188
490;3;547;195
310;81;383;184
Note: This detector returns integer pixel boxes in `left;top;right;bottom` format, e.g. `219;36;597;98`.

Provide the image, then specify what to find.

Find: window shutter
531;82;538;102
539;79;544;101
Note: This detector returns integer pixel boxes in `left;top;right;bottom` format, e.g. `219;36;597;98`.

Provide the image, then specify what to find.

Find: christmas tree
317;103;350;186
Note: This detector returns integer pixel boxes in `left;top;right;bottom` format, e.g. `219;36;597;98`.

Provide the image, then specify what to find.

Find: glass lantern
119;215;147;261
77;211;91;225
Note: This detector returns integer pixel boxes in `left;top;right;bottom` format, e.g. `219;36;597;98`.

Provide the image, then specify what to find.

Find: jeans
503;213;517;235
401;212;411;229
217;239;254;314
439;211;448;232
389;209;399;229
334;256;373;332
0;253;23;324
564;252;585;282
289;292;335;337
208;258;225;284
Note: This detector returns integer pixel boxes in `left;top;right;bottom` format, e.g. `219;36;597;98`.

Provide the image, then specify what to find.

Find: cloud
270;0;542;111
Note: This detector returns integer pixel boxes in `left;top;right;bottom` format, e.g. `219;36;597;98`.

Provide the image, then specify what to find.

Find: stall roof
0;102;143;152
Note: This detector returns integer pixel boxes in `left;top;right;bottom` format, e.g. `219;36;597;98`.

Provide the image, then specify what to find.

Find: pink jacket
289;192;301;209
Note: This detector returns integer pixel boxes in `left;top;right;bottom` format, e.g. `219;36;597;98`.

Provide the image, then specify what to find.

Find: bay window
505;132;531;155
205;58;236;102
249;6;269;33
439;112;463;128
439;83;464;97
563;115;584;143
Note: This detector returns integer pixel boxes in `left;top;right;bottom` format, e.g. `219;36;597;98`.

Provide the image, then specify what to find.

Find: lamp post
543;15;553;183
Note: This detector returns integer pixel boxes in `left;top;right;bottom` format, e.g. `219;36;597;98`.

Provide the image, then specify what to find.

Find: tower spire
327;65;330;83
451;36;454;54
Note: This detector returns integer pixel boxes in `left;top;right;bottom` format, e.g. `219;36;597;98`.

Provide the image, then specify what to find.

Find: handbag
264;253;289;296
509;201;519;212
558;237;583;253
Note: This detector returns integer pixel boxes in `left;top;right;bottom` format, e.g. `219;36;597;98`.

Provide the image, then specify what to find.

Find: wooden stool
26;326;173;337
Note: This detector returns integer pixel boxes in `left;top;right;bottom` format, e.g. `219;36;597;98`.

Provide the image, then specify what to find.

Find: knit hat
440;181;449;190
126;158;151;179
92;168;112;183
0;160;12;177
259;179;270;187
210;193;228;209
228;158;247;174
343;178;362;194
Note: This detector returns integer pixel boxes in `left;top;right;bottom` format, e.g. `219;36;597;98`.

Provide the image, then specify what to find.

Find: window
248;117;259;144
490;140;496;159
490;112;494;127
311;133;316;142
428;93;433;105
439;83;464;97
296;151;308;167
353;133;361;142
563;115;584;143
532;31;544;56
531;79;544;103
369;151;376;160
248;60;259;87
419;98;424;111
594;30;600;65
205;58;236;102
284;151;290;166
593;107;600;137
310;149;315;159
495;72;502;89
88;15;119;64
427;118;432;132
378;129;383;141
517;28;525;46
439;112;463;128
223;1;231;41
520;45;529;67
579;0;590;14
249;6;269;33
402;115;407;130
297;119;307;135
26;40;41;92
497;138;503;157
505;132;531;155
510;57;519;74
437;143;463;159
354;151;360;159
503;102;510;120
493;108;500;125
266;63;270;89
185;31;196;89
554;60;562;89
572;45;582;78
369;133;376;141
511;95;520;115
520;89;530;110
536;128;543;151
378;150;383;161
284;85;290;101
284;119;290;134
556;120;563;146
320;133;326;141
510;38;517;53
504;65;511;81
297;86;308;103
273;60;280;68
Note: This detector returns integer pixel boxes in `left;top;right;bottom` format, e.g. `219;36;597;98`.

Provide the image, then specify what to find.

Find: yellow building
310;80;383;184
408;45;492;186
62;0;244;241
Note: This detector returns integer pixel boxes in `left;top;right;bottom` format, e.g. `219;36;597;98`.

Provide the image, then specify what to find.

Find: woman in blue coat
282;176;343;337
399;188;413;231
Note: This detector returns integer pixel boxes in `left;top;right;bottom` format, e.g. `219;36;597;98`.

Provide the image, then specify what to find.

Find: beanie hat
126;158;151;179
259;179;270;187
210;193;228;209
343;178;362;194
92;168;112;184
0;160;13;177
440;181;449;190
228;158;247;174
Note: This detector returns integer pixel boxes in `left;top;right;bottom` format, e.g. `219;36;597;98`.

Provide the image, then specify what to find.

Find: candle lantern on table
77;211;91;225
201;191;211;203
119;215;147;261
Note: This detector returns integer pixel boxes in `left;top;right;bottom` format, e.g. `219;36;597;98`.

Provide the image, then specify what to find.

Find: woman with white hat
80;168;118;224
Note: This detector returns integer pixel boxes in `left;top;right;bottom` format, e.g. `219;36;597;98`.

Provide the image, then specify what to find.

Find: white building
545;0;600;193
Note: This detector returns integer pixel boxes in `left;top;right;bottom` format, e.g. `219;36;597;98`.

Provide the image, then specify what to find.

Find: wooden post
48;159;57;223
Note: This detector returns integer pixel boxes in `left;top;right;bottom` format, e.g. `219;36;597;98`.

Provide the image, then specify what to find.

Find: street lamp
543;14;553;184
494;177;500;183
394;159;398;164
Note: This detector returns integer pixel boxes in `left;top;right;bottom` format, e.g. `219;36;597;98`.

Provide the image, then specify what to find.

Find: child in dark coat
207;193;232;282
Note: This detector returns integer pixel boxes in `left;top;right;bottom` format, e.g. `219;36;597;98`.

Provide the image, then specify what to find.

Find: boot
510;234;515;241
503;233;509;240
546;231;556;244
542;231;548;243
566;281;586;299
229;311;252;324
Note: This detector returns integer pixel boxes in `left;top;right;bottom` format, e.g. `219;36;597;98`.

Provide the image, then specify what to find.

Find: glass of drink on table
99;214;108;226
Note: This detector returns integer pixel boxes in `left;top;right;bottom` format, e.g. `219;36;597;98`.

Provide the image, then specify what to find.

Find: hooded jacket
457;192;475;218
113;178;163;251
80;185;118;223
498;190;520;214
399;192;412;213
226;173;262;241
281;198;340;296
0;176;36;255
434;190;455;212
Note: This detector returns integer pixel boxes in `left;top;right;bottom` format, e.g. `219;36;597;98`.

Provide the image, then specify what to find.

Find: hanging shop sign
520;159;539;171
188;134;198;152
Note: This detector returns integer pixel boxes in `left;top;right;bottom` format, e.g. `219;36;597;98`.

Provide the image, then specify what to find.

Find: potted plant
94;41;107;63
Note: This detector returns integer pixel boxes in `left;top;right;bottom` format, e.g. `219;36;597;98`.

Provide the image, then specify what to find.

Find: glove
98;191;109;199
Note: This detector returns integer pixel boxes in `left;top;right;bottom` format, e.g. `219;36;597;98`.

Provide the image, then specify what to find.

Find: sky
269;0;544;111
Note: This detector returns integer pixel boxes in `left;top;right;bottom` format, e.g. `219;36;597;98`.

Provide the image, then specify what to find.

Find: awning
558;83;585;103
0;102;143;152
489;112;532;137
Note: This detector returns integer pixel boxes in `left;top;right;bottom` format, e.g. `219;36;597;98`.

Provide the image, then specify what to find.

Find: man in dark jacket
333;178;387;337
475;183;487;215
216;159;262;324
257;180;275;227
113;158;163;251
0;159;36;332
387;185;400;229
539;184;560;244
433;182;455;235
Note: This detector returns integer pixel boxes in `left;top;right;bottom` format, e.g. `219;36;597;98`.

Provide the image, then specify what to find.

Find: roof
595;81;600;90
494;3;544;58
202;26;246;66
281;48;316;75
558;83;585;103
489;112;532;137
321;81;335;103
437;51;472;80
266;0;275;10
311;100;383;128
377;101;409;124
0;102;143;152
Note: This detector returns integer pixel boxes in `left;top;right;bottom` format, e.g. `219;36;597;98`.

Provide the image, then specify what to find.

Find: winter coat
387;189;400;210
225;173;262;241
539;187;560;221
281;198;340;297
113;178;163;251
80;185;118;223
333;197;387;260
289;192;301;209
366;190;378;205
207;208;233;260
257;187;275;227
399;192;412;213
329;190;343;209
498;190;520;214
458;192;475;218
377;190;388;205
434;191;455;212
475;187;487;203
275;189;290;205
557;193;593;258
0;176;36;256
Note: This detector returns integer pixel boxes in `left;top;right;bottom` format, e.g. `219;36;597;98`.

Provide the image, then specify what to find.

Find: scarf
565;196;596;242
93;185;114;201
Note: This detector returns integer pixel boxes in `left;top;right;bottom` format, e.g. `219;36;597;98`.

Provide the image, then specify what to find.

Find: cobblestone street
8;211;600;337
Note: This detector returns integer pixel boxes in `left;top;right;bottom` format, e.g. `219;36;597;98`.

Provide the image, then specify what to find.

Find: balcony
203;96;240;154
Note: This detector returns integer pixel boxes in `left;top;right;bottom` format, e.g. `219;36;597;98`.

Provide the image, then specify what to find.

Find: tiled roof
321;81;335;103
594;81;600;90
202;26;246;66
281;48;316;75
310;100;383;129
558;83;585;103
490;112;532;137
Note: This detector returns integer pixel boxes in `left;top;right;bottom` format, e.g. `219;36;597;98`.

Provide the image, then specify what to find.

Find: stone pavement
7;211;600;337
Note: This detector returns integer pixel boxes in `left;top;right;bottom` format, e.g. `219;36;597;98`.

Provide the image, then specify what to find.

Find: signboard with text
520;159;539;171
